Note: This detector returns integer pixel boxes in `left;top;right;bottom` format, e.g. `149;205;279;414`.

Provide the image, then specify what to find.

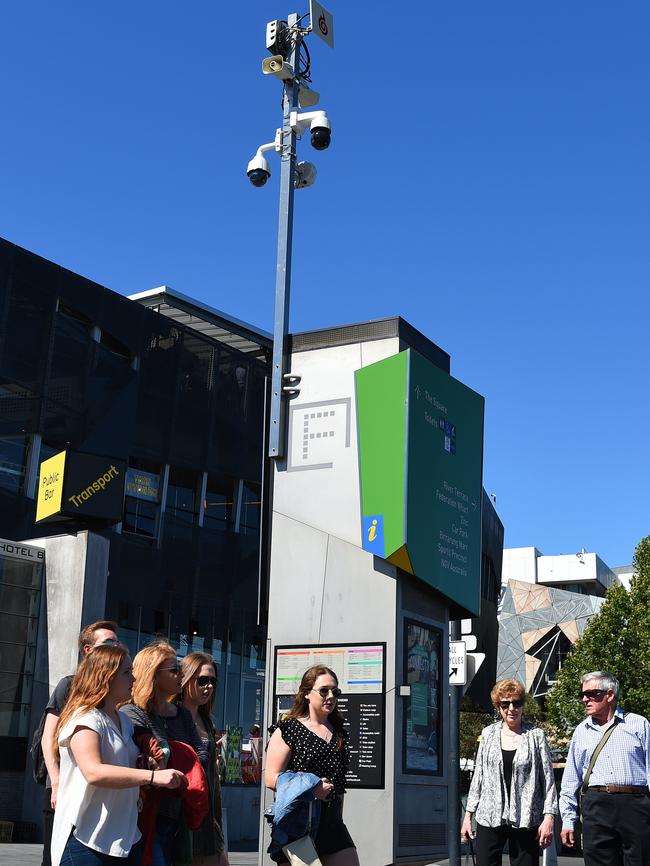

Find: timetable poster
273;643;386;789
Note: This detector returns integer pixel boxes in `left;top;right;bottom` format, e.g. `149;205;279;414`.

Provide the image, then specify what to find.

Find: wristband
149;769;155;788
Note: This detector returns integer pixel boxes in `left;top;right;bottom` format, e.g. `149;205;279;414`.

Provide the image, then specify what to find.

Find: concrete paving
0;845;584;866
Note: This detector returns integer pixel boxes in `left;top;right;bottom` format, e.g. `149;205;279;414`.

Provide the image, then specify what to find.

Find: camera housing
247;152;271;187
310;124;331;150
290;110;332;151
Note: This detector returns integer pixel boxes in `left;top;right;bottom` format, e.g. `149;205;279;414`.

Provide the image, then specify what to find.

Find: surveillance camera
310;113;331;150
311;126;330;150
290;110;332;151
247;152;271;187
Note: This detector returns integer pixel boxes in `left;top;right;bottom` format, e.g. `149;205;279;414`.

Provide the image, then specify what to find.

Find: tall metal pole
269;13;301;459
449;619;461;866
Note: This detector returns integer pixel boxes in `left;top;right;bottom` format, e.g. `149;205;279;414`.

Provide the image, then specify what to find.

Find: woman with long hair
51;644;185;866
265;665;359;866
179;653;229;866
122;643;208;866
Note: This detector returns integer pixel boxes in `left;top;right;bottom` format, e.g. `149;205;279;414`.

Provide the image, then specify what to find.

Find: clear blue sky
2;2;648;567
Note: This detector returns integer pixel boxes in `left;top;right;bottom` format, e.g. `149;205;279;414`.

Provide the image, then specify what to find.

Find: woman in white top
51;644;186;866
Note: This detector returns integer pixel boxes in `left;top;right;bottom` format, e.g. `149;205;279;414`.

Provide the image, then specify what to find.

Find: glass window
404;619;442;775
122;460;161;538
203;474;235;530
0;435;28;493
0;553;43;736
238;481;261;535
123;498;158;538
166;468;198;524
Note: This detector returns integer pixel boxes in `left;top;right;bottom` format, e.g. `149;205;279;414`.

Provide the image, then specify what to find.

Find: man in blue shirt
559;671;650;866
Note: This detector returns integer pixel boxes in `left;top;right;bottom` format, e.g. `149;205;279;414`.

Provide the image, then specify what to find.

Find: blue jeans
149;815;179;866
60;834;141;864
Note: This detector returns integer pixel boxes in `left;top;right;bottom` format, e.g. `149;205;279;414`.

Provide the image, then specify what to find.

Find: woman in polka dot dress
266;665;360;866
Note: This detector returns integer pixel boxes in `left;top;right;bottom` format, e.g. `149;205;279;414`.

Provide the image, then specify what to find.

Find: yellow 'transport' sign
36;451;67;522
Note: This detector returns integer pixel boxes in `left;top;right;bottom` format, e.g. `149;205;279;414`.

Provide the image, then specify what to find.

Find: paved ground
0;845;584;866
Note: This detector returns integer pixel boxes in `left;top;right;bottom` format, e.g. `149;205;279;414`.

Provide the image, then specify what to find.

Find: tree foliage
546;536;650;741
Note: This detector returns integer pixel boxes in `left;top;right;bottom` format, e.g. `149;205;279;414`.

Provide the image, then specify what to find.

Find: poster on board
273;643;386;789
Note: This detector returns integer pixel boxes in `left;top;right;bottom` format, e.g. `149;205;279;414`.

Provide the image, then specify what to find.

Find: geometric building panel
525;654;542;689
497;579;606;696
559;620;580;643
522;625;554;651
511;583;552;614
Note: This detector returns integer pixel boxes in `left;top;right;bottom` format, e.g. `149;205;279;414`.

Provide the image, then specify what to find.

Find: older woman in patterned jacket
461;678;558;866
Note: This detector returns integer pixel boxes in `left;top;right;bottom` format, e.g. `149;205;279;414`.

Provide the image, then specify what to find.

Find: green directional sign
356;349;484;616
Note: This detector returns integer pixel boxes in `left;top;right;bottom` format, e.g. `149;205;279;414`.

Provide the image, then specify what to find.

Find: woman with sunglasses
179;653;229;866
122;643;208;866
265;665;359;866
461;678;558;866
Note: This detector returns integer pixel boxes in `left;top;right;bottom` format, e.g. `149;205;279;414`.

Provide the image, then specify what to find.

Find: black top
121;702;208;820
269;717;349;795
502;748;516;798
44;675;74;786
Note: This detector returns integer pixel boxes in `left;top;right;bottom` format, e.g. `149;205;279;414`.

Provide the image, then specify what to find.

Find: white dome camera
247;152;271;188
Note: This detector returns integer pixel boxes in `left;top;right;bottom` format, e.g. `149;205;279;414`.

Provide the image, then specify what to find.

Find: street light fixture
246;7;333;459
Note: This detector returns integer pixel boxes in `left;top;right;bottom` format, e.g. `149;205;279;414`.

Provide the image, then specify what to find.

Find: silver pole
268;13;301;459
449;619;461;866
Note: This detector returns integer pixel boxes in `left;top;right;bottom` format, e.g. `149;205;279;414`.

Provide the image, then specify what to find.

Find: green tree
546;536;650;740
459;696;492;761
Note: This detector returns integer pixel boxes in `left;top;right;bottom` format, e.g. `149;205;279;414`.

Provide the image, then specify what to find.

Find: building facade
0;238;270;839
497;547;621;700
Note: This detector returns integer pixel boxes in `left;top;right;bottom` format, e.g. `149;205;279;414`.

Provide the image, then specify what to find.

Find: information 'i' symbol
368;519;378;542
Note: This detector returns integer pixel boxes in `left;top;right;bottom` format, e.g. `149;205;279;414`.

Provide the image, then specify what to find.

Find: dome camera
310;114;331;150
247;152;271;187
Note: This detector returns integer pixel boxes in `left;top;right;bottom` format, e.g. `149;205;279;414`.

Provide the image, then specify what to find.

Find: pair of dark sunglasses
196;675;216;687
499;699;524;709
312;686;342;699
581;689;606;700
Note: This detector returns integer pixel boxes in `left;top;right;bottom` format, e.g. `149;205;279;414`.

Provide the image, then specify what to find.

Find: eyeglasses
499;699;524;709
581;689;606;701
196;676;217;687
159;666;180;674
311;687;342;699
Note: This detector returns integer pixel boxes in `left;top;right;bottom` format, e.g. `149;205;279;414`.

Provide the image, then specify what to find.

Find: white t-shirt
51;707;141;866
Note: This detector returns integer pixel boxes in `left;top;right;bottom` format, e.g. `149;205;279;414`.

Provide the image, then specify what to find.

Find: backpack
30;710;49;786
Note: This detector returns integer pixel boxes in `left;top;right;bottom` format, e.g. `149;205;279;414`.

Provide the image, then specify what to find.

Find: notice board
273;643;386;789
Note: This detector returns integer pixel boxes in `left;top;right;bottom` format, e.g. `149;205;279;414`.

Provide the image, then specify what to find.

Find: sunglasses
581;689;606;700
311;687;342;699
499;699;524;709
159;666;180;674
196;676;217;687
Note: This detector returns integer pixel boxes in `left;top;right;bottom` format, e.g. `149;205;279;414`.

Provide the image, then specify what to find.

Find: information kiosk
260;318;485;865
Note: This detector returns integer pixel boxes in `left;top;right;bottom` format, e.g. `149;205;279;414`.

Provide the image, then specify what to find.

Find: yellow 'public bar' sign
35;449;126;524
36;451;67;522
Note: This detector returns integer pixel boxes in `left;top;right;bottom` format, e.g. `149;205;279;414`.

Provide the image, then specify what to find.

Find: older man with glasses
559;670;650;866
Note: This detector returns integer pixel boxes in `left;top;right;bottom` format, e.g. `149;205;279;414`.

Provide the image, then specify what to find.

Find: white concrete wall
537;552;619;591
501;547;540;585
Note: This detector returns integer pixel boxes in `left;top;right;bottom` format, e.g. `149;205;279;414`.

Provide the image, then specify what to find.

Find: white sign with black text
449;640;467;685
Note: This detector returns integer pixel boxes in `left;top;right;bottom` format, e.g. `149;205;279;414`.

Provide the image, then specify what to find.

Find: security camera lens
310;127;331;151
247;168;270;187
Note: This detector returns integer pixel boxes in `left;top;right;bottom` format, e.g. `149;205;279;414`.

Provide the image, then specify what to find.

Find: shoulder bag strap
580;716;621;795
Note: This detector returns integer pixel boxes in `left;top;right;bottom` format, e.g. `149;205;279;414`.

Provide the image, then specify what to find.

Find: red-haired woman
265;665;359;866
51;644;185;866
